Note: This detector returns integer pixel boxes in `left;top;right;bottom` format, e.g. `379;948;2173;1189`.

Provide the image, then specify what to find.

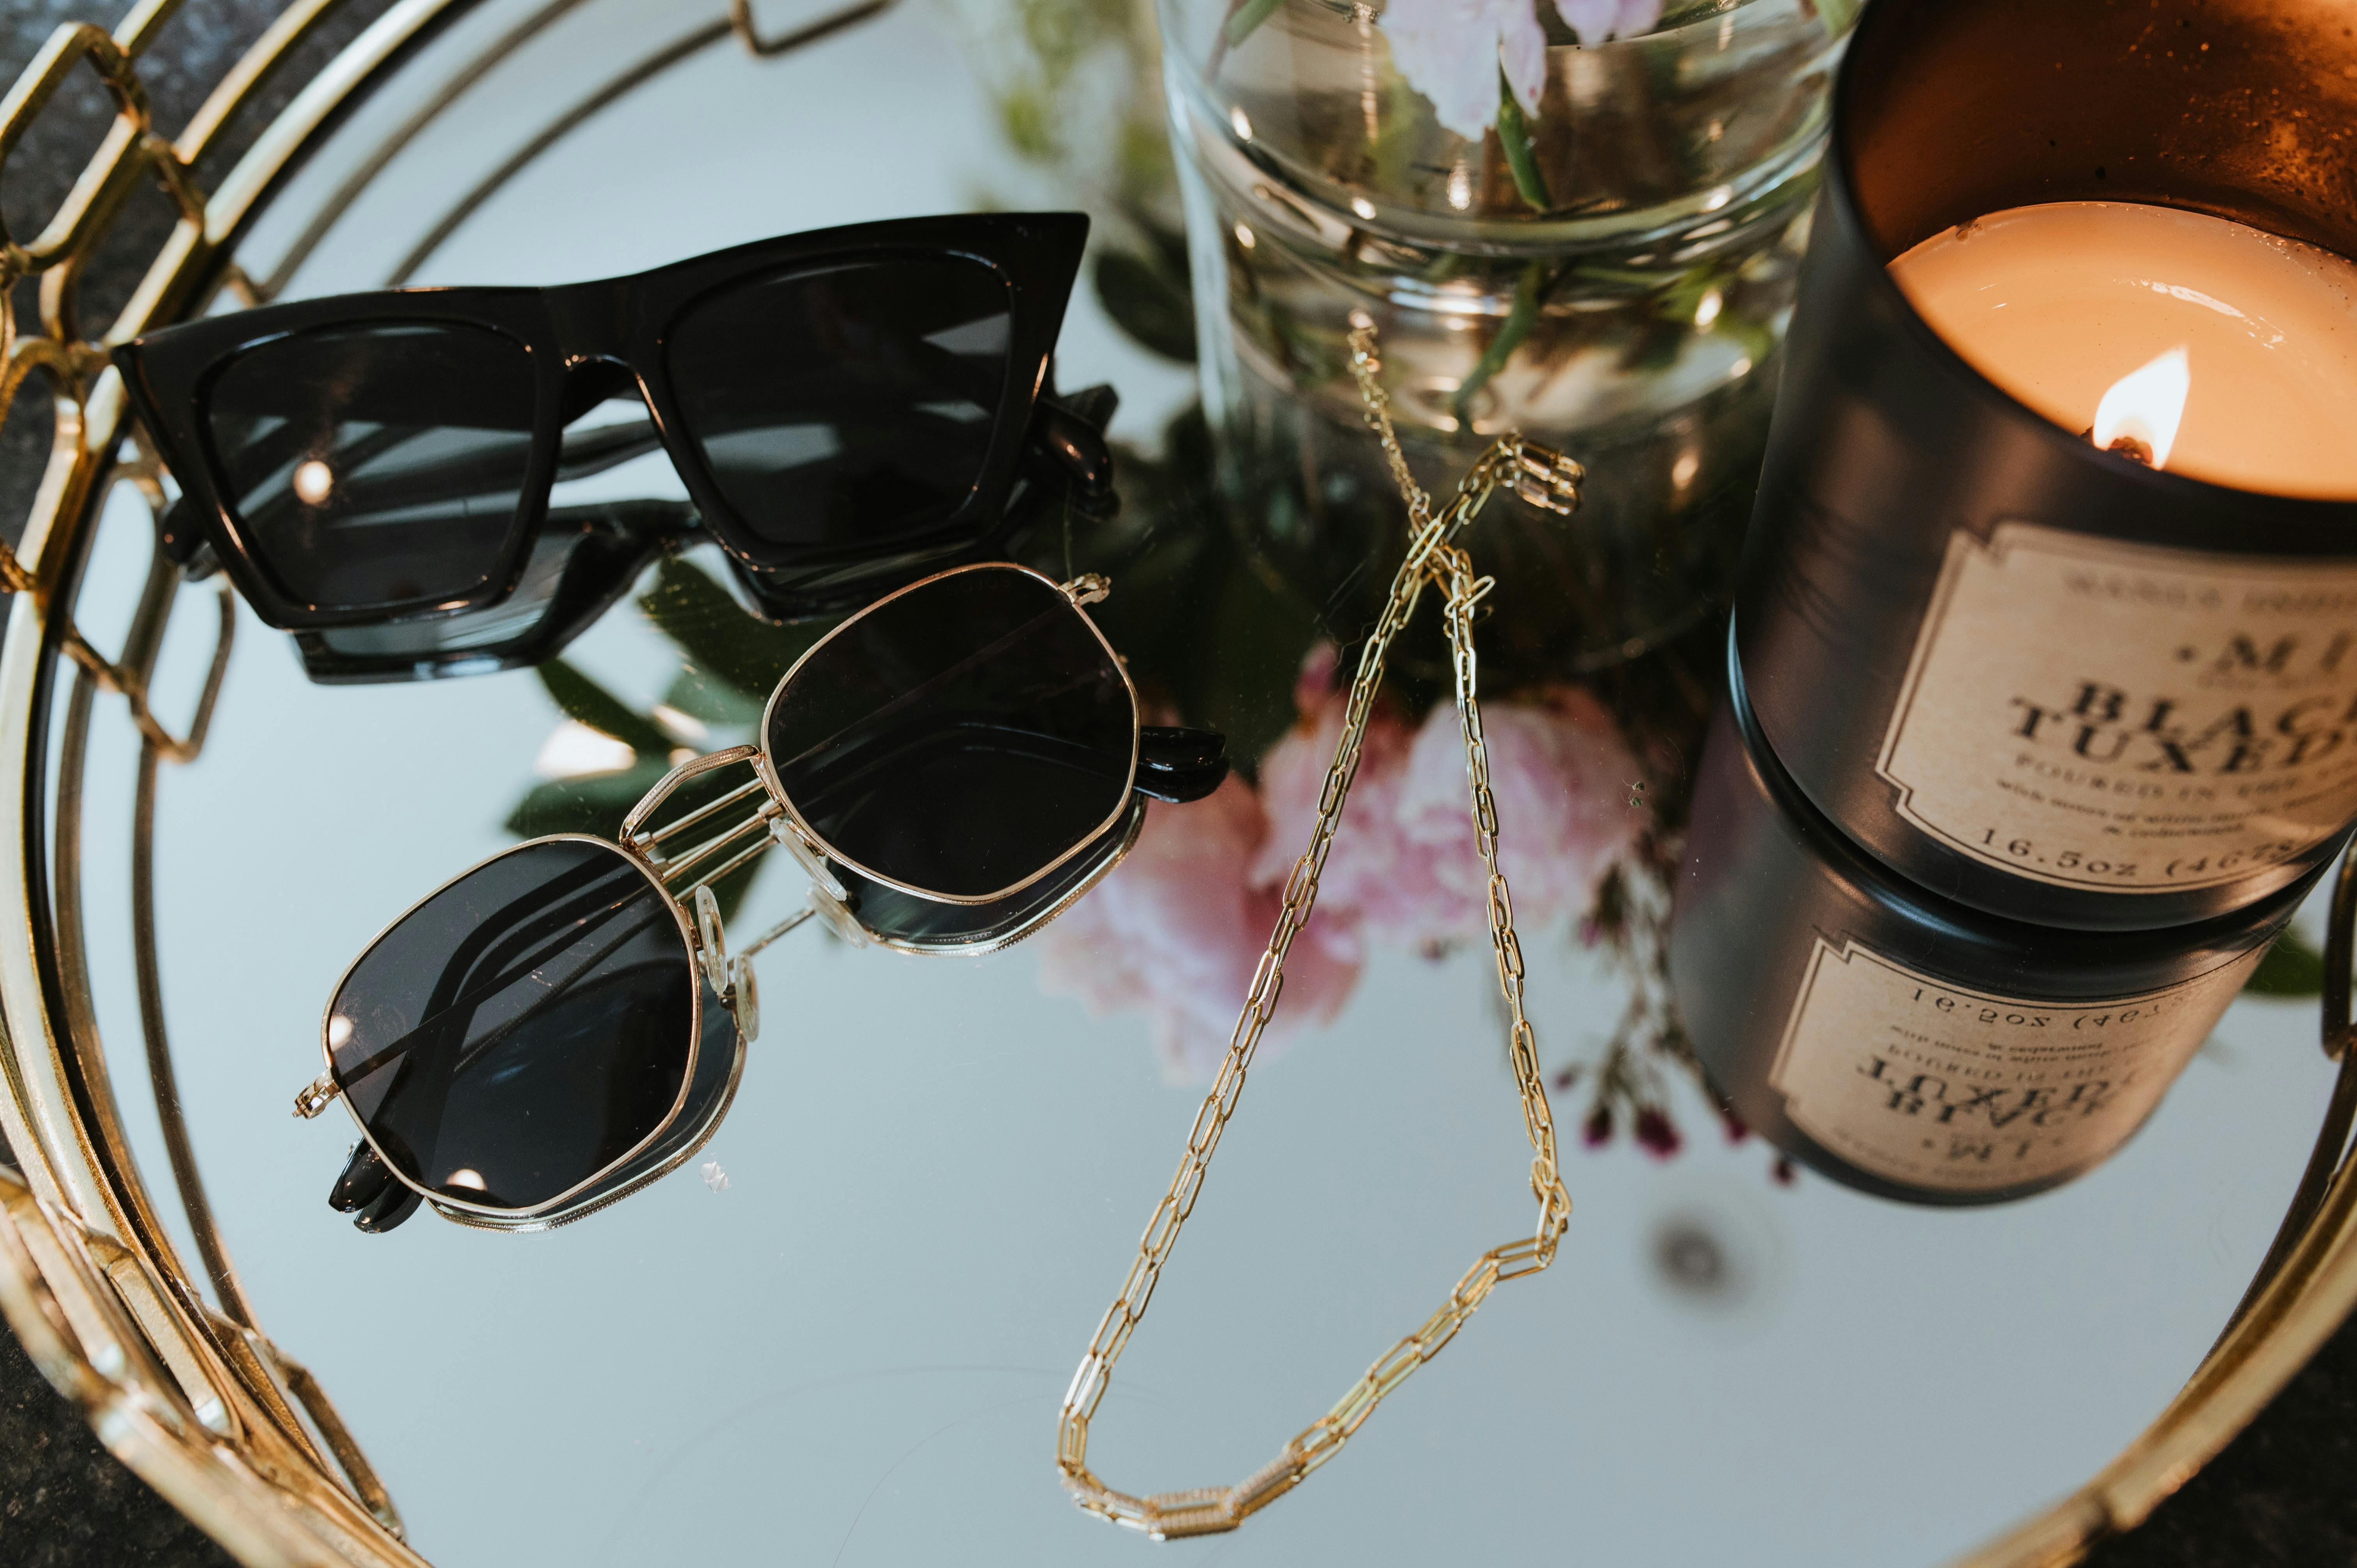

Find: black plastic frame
111;210;1093;631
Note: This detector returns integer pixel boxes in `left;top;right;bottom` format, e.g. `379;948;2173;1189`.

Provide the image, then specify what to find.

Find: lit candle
1889;201;2357;499
1732;0;2357;936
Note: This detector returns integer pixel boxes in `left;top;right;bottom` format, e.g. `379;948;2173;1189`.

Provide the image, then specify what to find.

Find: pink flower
1582;1103;1614;1148
1257;646;1643;950
1044;645;1643;1083
1378;0;1663;141
1378;0;1550;141
1037;776;1362;1083
1385;684;1645;947
1247;645;1424;965
1632;1106;1682;1159
1554;0;1663;44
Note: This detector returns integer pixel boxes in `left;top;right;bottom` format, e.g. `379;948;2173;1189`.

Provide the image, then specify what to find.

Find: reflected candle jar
1668;656;2330;1207
1734;0;2357;931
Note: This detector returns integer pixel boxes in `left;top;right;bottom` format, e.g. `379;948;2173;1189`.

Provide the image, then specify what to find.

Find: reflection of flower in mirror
1253;644;1643;955
1042;643;1650;1079
1039;774;1360;1081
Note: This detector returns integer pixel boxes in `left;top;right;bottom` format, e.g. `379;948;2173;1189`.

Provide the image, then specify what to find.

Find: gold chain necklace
1057;325;1588;1538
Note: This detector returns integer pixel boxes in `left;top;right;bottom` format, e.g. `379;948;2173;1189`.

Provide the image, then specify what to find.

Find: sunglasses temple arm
735;904;816;961
1030;387;1118;503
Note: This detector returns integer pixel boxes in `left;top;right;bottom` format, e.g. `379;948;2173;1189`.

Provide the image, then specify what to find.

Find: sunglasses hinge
293;1071;340;1120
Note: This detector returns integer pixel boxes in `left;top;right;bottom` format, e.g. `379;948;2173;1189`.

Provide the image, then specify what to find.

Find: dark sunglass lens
667;255;1014;548
325;839;697;1211
305;503;661;678
767;567;1134;899
845;799;1143;950
203;321;538;612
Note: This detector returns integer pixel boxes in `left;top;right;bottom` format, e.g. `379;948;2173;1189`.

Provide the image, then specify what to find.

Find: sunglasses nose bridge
554;352;648;423
546;276;633;355
547;286;652;420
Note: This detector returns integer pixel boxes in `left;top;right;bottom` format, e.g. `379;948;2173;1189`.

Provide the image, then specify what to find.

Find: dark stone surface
0;6;394;1565
2082;1305;2357;1568
0;1323;236;1568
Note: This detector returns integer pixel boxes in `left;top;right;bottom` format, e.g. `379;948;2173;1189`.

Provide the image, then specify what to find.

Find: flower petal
1038;779;1362;1083
1614;0;1664;37
1378;0;1545;139
1497;5;1548;116
1553;0;1626;41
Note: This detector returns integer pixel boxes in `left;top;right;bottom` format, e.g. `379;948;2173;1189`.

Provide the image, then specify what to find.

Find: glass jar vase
1162;0;1855;674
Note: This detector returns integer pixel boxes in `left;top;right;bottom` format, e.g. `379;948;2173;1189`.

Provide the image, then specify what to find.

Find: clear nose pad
727;955;759;1043
769;815;870;948
692;883;763;1043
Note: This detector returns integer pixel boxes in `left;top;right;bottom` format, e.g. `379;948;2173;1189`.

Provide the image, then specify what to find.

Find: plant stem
1216;0;1283;63
1452;261;1547;429
1494;72;1553;214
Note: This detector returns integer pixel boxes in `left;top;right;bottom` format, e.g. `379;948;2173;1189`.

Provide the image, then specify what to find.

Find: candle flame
2090;346;2191;470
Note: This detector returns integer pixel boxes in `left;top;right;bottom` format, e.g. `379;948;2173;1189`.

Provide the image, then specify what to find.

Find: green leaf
1223;0;1283;49
997;85;1062;162
661;668;763;728
537;659;671;756
505;759;668;840
1806;0;1866;36
636;556;814;700
1453;261;1546;427
1494;75;1553;214
1657;0;1733;25
1093;247;1197;364
2246;928;2328;998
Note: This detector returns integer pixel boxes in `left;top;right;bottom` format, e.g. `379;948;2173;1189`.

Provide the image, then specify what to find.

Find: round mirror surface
52;2;2342;1563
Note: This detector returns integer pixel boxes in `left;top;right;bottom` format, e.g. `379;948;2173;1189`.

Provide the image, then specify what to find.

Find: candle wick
2079;426;2157;467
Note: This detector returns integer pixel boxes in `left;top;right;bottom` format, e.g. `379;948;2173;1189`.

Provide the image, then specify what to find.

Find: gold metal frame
0;3;490;1561
297;826;748;1230
293;584;1157;1231
758;561;1142;908
1;1;2353;1564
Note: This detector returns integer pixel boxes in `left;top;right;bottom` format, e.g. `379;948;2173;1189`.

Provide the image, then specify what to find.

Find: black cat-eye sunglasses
111;212;1110;681
293;562;1227;1233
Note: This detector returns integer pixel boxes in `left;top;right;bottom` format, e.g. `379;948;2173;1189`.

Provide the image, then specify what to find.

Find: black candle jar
1669;650;2330;1206
1734;0;2357;932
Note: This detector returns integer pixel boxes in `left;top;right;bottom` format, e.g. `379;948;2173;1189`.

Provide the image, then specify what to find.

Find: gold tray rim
0;3;2349;1563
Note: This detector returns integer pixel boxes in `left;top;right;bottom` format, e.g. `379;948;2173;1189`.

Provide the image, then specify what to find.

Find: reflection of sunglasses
292;562;1228;1233
112;212;1111;680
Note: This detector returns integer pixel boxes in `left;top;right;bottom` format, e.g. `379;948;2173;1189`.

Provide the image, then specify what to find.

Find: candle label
1768;935;2261;1192
1877;521;2357;892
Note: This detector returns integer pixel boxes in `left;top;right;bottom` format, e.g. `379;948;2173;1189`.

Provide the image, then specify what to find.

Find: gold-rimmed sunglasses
292;562;1228;1234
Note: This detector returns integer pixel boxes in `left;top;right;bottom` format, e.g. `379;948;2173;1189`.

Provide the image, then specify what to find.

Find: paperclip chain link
1055;326;1585;1538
